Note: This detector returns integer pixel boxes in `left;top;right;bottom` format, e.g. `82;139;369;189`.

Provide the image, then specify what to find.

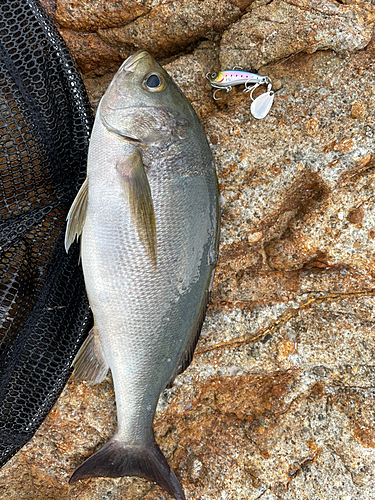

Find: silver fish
65;51;220;499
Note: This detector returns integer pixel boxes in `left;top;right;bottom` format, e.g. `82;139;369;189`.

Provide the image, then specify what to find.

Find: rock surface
1;0;375;499
55;0;151;31
96;0;250;59
220;0;375;69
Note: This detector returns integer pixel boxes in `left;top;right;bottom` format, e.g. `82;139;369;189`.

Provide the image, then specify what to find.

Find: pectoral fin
65;177;89;252
117;150;157;267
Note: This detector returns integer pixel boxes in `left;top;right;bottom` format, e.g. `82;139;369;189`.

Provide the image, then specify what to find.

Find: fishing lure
206;67;275;119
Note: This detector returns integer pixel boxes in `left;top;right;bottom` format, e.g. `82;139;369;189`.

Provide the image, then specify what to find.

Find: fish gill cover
0;0;93;466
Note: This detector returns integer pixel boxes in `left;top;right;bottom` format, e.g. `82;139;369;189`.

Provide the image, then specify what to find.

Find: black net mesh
0;0;94;465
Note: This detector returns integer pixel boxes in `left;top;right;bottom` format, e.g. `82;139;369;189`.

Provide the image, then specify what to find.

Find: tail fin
69;438;186;500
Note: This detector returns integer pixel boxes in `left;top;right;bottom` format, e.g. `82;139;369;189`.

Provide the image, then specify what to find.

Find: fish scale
82;132;211;413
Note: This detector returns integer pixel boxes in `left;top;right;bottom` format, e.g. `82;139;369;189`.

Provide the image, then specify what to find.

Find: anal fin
73;328;108;384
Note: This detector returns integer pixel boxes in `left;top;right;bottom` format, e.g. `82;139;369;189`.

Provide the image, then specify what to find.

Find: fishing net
0;0;93;465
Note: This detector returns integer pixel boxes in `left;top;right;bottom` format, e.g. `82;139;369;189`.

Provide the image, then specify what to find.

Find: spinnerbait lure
206;67;275;119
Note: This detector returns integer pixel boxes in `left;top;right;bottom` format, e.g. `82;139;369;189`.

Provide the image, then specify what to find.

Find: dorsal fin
65;177;89;252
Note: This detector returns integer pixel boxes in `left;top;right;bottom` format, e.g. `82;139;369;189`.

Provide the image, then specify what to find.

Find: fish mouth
120;51;153;73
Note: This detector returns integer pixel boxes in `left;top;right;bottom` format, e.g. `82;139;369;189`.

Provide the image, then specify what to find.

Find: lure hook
243;81;261;101
243;76;271;100
213;86;232;101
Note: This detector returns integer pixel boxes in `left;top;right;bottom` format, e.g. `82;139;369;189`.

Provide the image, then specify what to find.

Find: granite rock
3;1;375;499
97;0;252;59
55;0;151;31
220;0;375;69
59;29;124;76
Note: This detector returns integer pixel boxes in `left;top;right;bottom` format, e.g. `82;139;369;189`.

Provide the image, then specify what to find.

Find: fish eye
142;72;166;92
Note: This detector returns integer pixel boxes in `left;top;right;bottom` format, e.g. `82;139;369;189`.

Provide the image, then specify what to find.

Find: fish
0;0;93;466
65;50;220;499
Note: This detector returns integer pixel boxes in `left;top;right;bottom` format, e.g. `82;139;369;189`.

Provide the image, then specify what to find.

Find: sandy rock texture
1;0;375;499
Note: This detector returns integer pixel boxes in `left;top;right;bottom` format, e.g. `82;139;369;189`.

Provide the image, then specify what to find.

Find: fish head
99;51;194;146
206;71;225;85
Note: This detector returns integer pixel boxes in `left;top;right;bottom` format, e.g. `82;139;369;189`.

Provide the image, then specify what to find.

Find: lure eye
210;72;218;79
142;72;166;92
